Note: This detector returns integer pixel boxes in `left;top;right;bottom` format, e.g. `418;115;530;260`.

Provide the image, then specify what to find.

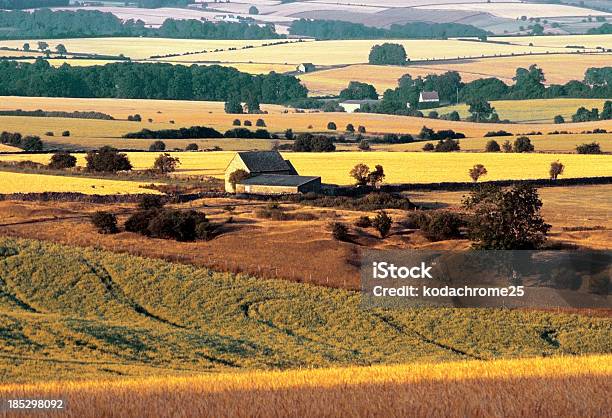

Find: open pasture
300;54;612;96
1;355;609;418
1;151;610;185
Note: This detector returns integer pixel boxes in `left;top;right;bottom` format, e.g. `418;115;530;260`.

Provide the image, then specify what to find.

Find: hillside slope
0;237;610;383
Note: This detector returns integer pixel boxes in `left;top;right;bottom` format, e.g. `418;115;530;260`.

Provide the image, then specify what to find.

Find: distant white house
419;91;440;104
338;99;380;113
296;63;316;73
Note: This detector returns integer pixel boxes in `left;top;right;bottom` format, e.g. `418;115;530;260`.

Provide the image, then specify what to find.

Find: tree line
362;65;612;116
0;60;307;103
288;19;489;40
0;0;68;8
0;9;281;39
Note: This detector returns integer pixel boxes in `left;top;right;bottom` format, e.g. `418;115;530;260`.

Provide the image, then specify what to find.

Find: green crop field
0;237;609;383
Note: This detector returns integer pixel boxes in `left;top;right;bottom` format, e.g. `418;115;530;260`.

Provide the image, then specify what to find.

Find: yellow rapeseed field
0;171;158;195
1;355;609;418
1;151;610;185
301;55;612;95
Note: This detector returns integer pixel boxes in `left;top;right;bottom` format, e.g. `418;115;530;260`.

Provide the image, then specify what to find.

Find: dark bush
48;152;77;170
421;211;465;241
123;126;222;139
354;216;372;228
149;140;166;151
372;210;392;238
244;120;252;127
330;222;350;241
256;118;266;127
45;131;54;136
139;194;165;210
232;119;241;126
484;130;512;137
185;143;199;151
485;140;501;152
22;136;43;151
435;138;460;152
576;142;602;154
125;210;154;235
62;130;70;137
85;146;132;172
147;209;210;241
422;143;434;151
513;136;534;153
327;121;337;130
91;211;118;234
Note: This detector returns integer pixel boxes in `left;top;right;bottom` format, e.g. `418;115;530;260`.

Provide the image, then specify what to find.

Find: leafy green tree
367;165;385;187
576;142;601;154
48;152;76;169
149;140;166;151
55;43;67;55
549;160;564;180
153;153;180;174
511;65;545;99
368;43;408;65
513;136;534;153
225;97;243;114
85;146;132;172
467;99;497;122
469;164;487;182
248;6;259;15
339;81;378;100
22;42;29;51
37;41;49;51
463;184;551;249
553;115;565;124
350;163;370;186
601;100;612;120
485;140;500;152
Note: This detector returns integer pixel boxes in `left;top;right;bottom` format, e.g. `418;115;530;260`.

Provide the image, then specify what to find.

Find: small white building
338;99;380;113
419;91;440;104
296;63;316;73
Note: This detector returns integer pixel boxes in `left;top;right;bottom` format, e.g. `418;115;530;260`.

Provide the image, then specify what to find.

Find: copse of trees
368;43;408;66
0;9;282;40
0;0;68;9
85;146;132;173
48;152;77;170
124;126;223;139
0;131;43;151
288;19;489;40
293;134;336;152
576;142;602;154
0;60;307;104
339;81;378;100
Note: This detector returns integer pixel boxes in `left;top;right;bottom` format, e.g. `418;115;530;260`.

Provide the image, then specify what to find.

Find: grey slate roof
239;174;320;187
420;91;440;101
238;151;290;173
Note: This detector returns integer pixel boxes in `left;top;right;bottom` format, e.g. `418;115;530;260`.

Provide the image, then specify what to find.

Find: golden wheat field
0;38;304;60
300;54;612;96
1;151;610;185
1;355;609;418
0;171;158;195
2;97;612;143
490;35;612;49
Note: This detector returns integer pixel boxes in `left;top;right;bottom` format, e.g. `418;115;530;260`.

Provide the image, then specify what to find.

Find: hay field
1;355;609;418
2;151;610;185
491;35;612;48
0;38;302;60
181;39;591;66
369;133;612;153
437;98;610;123
300;54;612;95
0;171;157;195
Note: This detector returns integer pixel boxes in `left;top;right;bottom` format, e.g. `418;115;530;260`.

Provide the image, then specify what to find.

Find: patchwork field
0;171;158;195
418;3;610;19
2;151;610;185
1;355;610;417
300;54;612;96
1;97;611;150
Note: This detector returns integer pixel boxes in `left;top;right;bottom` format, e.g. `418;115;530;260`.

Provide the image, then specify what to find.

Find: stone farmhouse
225;151;321;195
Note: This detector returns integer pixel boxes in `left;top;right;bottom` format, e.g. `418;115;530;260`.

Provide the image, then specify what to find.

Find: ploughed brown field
0;184;609;290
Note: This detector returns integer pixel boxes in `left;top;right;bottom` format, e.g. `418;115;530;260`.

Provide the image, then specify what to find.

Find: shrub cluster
404;210;466;241
224;128;272;139
293;133;336;152
419;126;465;141
0;131;43;151
0;109;113;120
123;126;223;139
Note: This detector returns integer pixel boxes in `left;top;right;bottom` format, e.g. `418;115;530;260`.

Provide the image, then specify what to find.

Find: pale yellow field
0;171;158;195
0;38;304;60
2;151;610;185
0;49;42;57
491;35;612;49
301;54;612;95
366;133;612;153
184;37;608;66
1;355;609;418
437;98;610;123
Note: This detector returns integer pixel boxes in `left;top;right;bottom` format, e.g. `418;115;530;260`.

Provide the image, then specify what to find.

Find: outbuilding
235;174;321;195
